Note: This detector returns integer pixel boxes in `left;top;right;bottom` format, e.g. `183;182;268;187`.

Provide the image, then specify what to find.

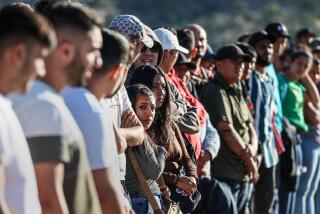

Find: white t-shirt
9;80;101;213
0;94;41;214
9;80;82;142
103;86;131;181
62;86;120;180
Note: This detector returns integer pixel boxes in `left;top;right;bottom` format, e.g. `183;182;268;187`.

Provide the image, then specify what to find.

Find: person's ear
6;43;27;70
215;60;223;69
57;41;75;65
109;64;121;80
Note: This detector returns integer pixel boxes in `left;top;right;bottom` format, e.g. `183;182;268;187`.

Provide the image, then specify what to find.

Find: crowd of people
0;0;320;214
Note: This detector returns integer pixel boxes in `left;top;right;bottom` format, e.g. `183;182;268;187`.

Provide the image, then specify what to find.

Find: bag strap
127;148;164;214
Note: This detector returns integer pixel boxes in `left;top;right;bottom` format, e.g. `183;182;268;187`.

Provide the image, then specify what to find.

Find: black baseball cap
309;37;320;51
296;28;316;40
215;44;251;61
175;53;196;69
265;22;290;39
248;30;276;46
235;42;257;62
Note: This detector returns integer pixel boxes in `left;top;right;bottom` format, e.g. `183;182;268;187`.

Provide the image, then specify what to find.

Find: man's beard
256;55;272;67
66;55;87;87
105;84;121;99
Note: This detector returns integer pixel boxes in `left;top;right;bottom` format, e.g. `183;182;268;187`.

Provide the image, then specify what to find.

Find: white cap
153;28;189;54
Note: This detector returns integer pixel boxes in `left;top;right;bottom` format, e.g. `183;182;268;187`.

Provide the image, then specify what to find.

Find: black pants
253;164;276;214
192;177;237;214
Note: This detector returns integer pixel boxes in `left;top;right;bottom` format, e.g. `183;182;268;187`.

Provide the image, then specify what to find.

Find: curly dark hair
128;64;173;147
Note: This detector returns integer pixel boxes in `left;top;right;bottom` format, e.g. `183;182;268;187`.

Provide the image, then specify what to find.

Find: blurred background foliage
1;0;319;50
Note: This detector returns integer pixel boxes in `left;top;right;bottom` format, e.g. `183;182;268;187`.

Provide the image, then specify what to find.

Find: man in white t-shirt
9;3;102;213
62;28;132;214
0;5;55;213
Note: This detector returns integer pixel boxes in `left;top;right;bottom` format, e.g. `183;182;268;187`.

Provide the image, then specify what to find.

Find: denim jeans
131;195;162;214
295;135;320;214
279;143;303;214
219;178;252;214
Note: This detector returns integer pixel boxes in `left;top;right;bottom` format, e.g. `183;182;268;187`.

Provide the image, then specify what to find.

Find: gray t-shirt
125;138;167;197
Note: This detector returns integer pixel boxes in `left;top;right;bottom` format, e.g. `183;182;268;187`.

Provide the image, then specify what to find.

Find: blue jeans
131;195;162;214
219;178;252;214
279;143;303;214
295;136;320;214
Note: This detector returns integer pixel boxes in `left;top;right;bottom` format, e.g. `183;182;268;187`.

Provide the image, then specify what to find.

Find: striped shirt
249;70;279;168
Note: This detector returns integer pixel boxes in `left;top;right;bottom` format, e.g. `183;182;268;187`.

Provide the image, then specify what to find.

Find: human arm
247;122;259;157
34;162;68;214
301;74;320;105
201;113;220;160
92;168;126;214
27;135;71;214
169;123;198;195
216;121;259;183
0;159;10;214
198;113;220;176
168;81;200;134
113;125;127;154
19;100;72;214
304;102;320;125
120;109;144;147
174;125;198;182
132;141;167;180
175;105;200;134
76;110;131;214
301;74;320;125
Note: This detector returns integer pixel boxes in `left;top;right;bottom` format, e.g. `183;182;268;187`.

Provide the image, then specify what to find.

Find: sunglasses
141;45;160;53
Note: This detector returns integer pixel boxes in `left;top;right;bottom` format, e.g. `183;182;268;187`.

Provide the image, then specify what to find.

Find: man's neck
0;86;11;96
217;71;236;87
0;72;13;95
286;72;298;82
87;78;105;100
43;67;68;92
159;64;170;74
194;58;201;76
256;65;266;74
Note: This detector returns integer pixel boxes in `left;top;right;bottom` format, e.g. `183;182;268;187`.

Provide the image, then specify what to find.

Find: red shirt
166;68;207;159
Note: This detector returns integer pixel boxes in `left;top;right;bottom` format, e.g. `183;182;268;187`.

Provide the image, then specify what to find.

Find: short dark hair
164;26;177;36
237;33;252;43
177;29;195;52
291;49;313;62
0;4;56;53
95;28;130;74
41;1;103;33
236;42;257;61
8;2;33;10
34;0;71;14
